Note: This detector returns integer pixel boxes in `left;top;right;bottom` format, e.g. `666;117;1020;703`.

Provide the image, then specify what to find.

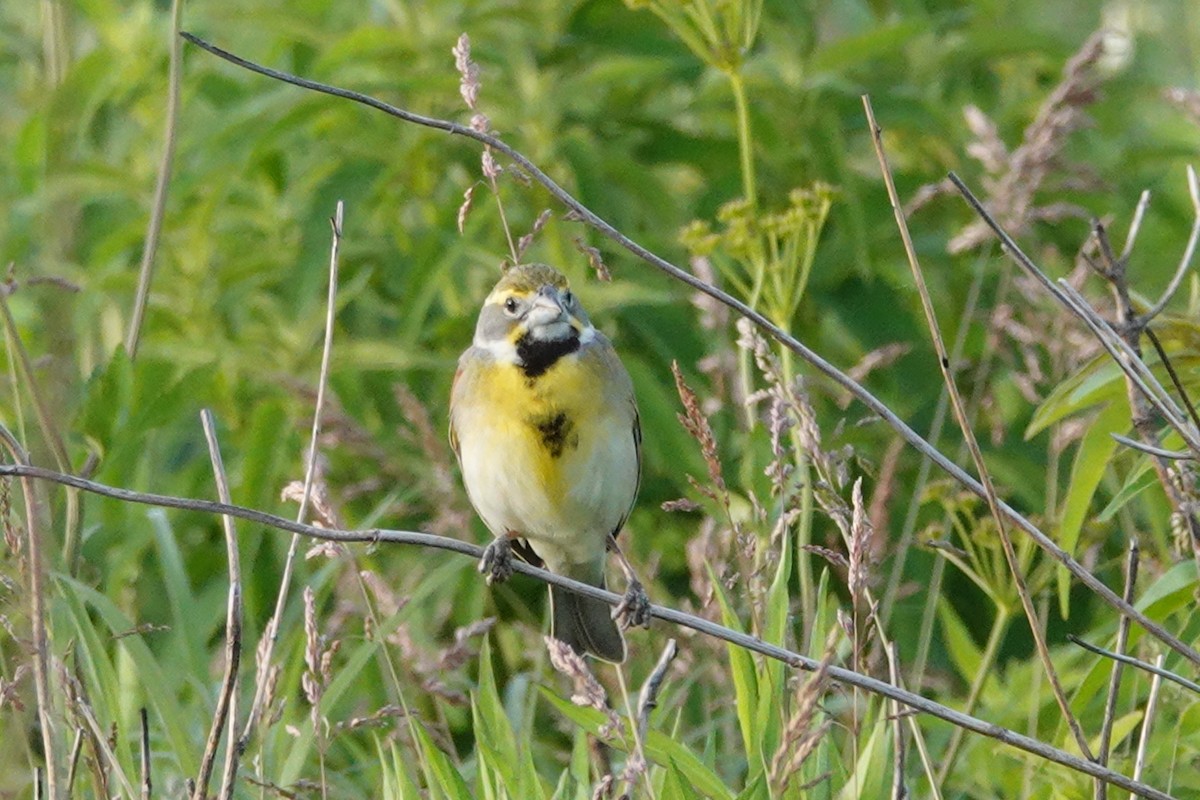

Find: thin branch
0;461;1179;800
139;707;151;800
952;172;1200;462
635;640;677;745
1144;327;1200;436
865;95;1092;759
1119;190;1151;263
1143;166;1200;321
0;282;83;571
1132;655;1166;783
179;30;1200;668
1069;636;1200;695
0;425;59;798
1056;280;1200;453
887;643;907;800
192;410;244;800
1109;433;1191;461
65;728;83;798
1095;540;1138;800
239;200;342;751
126;0;182;359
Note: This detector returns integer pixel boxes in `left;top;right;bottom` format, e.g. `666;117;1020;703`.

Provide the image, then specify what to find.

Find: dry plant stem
636;640;677;744
1110;434;1191;460
65;728;83;797
613;667;654;800
1132;655;1166;783
139;707;151;800
935;607;1012;783
176;34;1200;668
882;247;991;627
1054;281;1200;461
1143;167;1200;322
886;643;906;800
1091;201;1200;577
864;95;1094;759
240;201;343;751
66;676;138;800
1069;636;1200;696
193;410;244;800
951;174;1200;459
0;464;1177;800
1095;540;1139;800
0;425;59;798
0;289;81;571
1144;328;1200;434
125;0;182;359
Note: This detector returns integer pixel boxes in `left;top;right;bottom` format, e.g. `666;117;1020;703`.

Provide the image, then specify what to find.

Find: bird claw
478;537;514;586
612;577;651;630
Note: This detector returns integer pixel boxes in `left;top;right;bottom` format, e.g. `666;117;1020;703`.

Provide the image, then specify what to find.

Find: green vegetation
1;0;1199;797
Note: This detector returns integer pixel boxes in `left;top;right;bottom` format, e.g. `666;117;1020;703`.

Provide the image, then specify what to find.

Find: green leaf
1027;356;1124;437
662;759;705;800
414;721;474;799
1097;461;1158;522
472;636;544;799
735;773;769;800
540;689;735;800
937;597;981;682
77;344;133;456
810;20;927;73
706;561;760;772
1054;400;1126;617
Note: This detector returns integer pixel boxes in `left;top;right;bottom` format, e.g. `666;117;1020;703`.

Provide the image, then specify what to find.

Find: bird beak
526;286;568;329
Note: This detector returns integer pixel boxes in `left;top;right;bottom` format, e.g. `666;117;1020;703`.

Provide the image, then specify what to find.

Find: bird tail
549;579;625;663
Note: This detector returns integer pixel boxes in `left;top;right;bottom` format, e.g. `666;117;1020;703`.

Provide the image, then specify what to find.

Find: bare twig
1063;281;1197;438
240;201;343;752
886;643;907;800
65;728;83;798
1132;655;1166;783
192;410;244;800
0;281;82;571
177;32;1200;666
1144;327;1200;435
952;173;1200;461
0;424;58;798
0;461;1179;800
1069;636;1200;696
126;0;183;359
1086;189;1200;575
139;707;151;800
1119;190;1151;263
1095;540;1139;800
635;640;677;746
865;95;1093;759
1109;434;1191;461
1143;166;1200;321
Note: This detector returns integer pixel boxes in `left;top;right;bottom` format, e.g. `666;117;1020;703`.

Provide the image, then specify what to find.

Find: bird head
473;264;594;373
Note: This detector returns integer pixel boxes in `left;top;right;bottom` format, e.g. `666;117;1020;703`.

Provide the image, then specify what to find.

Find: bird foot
612;577;651;630
478;536;514;586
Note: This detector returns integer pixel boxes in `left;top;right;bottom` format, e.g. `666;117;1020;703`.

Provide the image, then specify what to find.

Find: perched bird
450;263;646;662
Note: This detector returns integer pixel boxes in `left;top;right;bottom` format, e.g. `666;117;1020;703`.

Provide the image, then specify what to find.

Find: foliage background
1;0;1199;797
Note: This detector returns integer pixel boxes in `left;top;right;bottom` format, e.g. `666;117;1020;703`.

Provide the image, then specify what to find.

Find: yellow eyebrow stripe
485;287;533;305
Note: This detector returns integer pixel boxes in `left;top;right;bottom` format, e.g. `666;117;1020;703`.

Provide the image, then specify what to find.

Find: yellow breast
467;354;604;492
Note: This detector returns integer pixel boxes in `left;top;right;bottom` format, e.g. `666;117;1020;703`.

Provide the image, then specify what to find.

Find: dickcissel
450;263;646;662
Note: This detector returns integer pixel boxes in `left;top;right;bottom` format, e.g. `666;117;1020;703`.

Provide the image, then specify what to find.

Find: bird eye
503;297;519;315
563;291;574;306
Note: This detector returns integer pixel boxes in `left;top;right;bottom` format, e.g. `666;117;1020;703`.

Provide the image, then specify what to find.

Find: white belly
456;405;637;572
